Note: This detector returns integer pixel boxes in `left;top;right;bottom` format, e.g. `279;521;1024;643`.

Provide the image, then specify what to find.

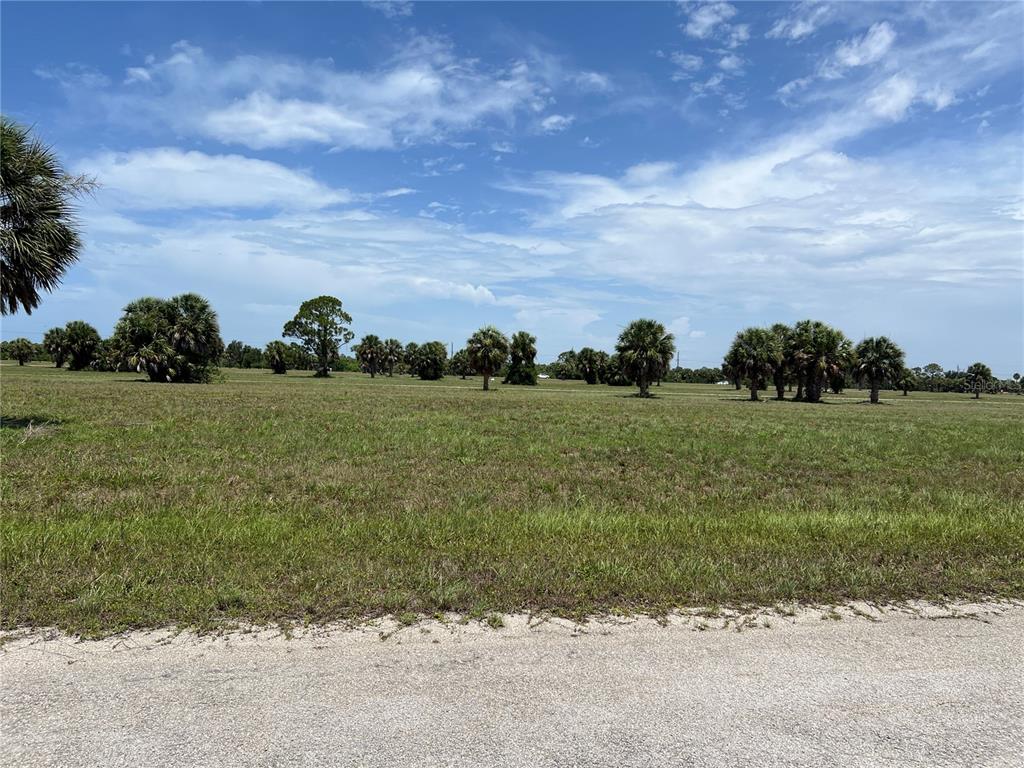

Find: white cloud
419;201;460;219
78;207;529;316
669;316;709;340
77;148;350;210
963;40;999;62
831;22;896;71
363;1;413;18
408;277;495;304
865;75;917;121
574;71;613;92
776;4;1021;115
124;67;151;84
504;91;1022;314
623;162;676;185
922;85;957;111
420;156;466;176
691;73;725;95
767;2;834;41
669;316;692;336
35;63;111;90
671;52;703;72
726;24;750;49
540;114;575;133
491;141;515;154
52;38;569;151
777;76;814;103
718;54;744;73
379;187;417;198
203;93;394;150
668;52;704;82
682;3;737;39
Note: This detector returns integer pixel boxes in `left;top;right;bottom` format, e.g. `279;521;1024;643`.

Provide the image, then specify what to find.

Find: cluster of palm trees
42;321;101;370
27;294;225;381
723;320;994;403
355;327;529;389
352;335;404;378
350;319;678;396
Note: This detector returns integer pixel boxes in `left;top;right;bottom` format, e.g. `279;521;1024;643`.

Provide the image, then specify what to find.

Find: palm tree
111;294;223;383
504;331;537;385
383;338;403;376
404;342;420;377
728;327;783;401
354;334;385;378
894;367;916;396
265;341;289;374
416;341;447;380
64;320;101;371
615;319;675;398
721;345;743;390
769;323;793;400
965;362;992;399
577;347;604;385
43;326;69;368
1;118;96;315
466;326;510;391
449;348;471;379
7;337;34;365
790;320;852;403
853;337;905;404
168;293;223;378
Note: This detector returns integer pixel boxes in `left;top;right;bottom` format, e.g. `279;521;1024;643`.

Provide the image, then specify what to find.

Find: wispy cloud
43;37;567;151
363;1;413;18
681;2;737;40
767;1;835;41
539;114;575;133
77;148;350;210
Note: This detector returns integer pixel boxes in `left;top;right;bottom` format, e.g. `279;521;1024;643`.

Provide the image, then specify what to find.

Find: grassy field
2;362;1022;636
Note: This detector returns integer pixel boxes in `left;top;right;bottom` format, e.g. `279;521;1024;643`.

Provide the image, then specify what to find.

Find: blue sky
2;1;1022;373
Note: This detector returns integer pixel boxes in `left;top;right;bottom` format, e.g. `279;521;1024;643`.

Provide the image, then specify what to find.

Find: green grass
2;362;1022;636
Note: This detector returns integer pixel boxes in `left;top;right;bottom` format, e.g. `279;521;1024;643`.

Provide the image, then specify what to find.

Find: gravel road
2;602;1022;767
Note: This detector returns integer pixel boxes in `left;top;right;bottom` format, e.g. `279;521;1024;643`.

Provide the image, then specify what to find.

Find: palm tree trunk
639;372;648;397
809;371;824;403
974;389;980;399
483;373;490;391
750;382;759;401
870;381;879;404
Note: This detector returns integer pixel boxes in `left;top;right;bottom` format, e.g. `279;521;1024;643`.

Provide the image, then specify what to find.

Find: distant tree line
4;297;1019;399
537;351;721;386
